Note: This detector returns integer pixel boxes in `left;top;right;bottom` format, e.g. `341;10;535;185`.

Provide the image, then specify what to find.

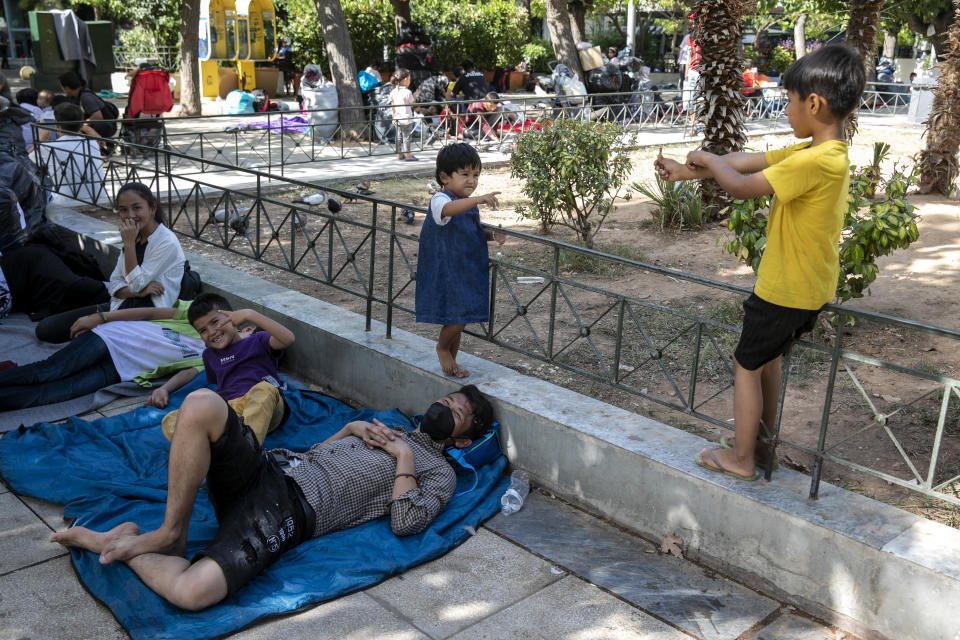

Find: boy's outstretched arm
70;306;179;338
687;151;774;200
147;368;200;409
720;151;770;174
222;309;296;350
654;148;711;181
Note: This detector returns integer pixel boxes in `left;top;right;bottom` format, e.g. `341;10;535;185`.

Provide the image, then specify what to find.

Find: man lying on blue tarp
51;383;494;610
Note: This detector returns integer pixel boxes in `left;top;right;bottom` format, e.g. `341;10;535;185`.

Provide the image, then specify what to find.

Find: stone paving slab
447;575;689;640
230;591;429;640
19;495;70;533
0;492;66;575
0;556;127;640
487;492;781;640
366;528;561;639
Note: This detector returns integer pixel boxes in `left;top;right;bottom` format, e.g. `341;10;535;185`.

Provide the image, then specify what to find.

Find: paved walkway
1;394;853;639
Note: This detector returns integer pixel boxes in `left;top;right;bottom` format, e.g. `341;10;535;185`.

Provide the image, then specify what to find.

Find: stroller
120;64;173;154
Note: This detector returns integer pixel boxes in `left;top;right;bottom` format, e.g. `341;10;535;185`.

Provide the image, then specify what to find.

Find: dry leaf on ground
660;532;683;559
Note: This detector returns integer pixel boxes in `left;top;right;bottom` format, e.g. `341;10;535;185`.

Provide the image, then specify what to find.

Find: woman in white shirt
36;182;192;343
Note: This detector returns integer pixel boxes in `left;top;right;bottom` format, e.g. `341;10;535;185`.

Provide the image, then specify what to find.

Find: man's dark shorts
194;406;314;596
733;293;822;371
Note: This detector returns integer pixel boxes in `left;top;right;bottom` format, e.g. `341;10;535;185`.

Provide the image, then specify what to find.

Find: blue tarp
0;376;507;640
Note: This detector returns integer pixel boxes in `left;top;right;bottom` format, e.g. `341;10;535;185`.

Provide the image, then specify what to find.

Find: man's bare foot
436;345;470;378
50;521;140;554
99;527;186;565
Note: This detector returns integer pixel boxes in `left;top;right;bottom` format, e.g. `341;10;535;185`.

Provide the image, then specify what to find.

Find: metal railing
78;84;913;177
113;46;180;72
31;125;960;510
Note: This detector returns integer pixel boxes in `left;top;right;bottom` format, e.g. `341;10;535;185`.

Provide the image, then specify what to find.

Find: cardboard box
579;46;604;72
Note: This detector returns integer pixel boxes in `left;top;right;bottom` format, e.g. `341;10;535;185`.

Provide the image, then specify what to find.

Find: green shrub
277;0;530;75
118;26;155;53
720;162;921;305
765;45;794;75
633;176;707;230
522;39;552;73
510;119;633;249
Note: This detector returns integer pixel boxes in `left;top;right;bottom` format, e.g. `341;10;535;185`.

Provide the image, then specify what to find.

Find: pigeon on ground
293;192;327;205
355;180;374;195
399;208;416;224
327;198;342;213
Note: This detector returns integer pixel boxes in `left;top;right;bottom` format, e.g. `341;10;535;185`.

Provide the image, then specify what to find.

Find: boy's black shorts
733;293;822;371
193;406;314;597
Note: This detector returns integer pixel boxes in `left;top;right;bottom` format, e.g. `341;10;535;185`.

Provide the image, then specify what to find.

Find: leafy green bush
118;25;155;53
522;39;551;73
721;162;921;305
587;27;626;54
510;119;633;248
765;46;794;75
633;177;707;230
276;0;530;75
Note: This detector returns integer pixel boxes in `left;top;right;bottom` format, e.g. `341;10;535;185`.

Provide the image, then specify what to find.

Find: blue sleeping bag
0;376;507;640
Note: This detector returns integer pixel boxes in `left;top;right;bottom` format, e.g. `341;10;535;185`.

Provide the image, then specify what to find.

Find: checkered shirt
271;430;457;537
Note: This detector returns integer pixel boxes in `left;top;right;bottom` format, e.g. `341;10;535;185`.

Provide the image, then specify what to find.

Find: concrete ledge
50;207;960;640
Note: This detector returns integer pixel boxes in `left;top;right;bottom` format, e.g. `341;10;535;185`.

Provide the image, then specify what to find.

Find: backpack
83;88;119;120
251;88;269;113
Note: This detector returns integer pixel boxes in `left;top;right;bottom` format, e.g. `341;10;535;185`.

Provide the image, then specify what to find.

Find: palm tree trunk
178;0;202;116
845;0;883;140
917;0;960;194
691;0;748;217
545;0;583;80
313;0;365;140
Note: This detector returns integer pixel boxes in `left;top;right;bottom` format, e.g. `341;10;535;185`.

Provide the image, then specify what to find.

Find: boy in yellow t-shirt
654;44;865;480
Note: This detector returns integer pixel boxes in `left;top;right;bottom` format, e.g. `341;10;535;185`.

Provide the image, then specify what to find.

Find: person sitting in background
14;88;42;149
463;92;501;143
742;59;761;97
38;102;104;206
364;60;382;83
58;71;117;141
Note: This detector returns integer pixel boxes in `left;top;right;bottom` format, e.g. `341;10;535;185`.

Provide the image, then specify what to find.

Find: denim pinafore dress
415;192;489;325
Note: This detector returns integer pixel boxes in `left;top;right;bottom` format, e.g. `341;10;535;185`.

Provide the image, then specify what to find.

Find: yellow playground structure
199;0;277;98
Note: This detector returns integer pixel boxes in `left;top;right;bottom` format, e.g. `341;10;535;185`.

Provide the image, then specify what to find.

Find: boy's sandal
695;448;760;481
719;435;779;470
405;156;419;161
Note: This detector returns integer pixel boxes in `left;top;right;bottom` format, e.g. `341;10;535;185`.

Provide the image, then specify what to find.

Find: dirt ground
97;125;960;525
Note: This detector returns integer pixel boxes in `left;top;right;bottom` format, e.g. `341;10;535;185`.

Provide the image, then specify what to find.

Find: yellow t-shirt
756;140;849;310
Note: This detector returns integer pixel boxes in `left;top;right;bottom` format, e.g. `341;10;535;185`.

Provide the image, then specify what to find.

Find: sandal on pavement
695;448;760;481
720;435;779;470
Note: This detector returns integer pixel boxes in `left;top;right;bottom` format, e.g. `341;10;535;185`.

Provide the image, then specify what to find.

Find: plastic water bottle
500;470;530;515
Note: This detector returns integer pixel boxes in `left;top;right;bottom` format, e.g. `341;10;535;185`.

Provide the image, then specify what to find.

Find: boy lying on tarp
51;381;494;611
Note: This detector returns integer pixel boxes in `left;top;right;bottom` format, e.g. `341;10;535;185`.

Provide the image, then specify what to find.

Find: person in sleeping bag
50;384;495;610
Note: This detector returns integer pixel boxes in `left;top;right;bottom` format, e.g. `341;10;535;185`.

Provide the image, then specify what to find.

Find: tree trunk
389;0;411;36
882;30;897;58
692;0;749;217
794;13;807;59
917;1;960;194
313;0;364;140
178;0;202;116
568;1;586;44
545;0;583;80
845;0;884;140
907;10;954;60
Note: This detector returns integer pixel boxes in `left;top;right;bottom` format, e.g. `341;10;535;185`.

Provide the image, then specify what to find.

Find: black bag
178;260;202;300
82;88;120;121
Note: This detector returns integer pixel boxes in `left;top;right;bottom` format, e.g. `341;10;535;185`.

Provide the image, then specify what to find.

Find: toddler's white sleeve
430;192;454;226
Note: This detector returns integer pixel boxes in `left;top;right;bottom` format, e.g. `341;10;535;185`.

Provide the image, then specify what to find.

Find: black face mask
421;402;455;441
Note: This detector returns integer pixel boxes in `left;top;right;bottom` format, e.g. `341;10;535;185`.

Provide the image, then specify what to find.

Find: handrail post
810;329;844;498
366;202;378;332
